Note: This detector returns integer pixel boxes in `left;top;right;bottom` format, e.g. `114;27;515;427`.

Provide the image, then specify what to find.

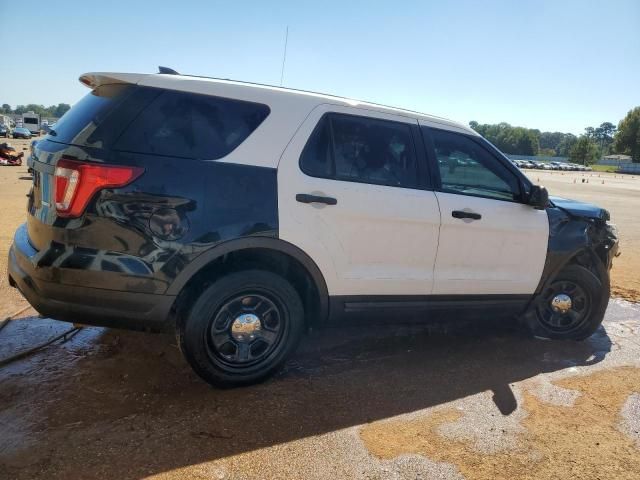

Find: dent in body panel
535;206;618;293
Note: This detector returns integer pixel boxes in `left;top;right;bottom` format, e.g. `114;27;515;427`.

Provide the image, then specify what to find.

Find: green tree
1;103;11;114
584;126;595;139
556;134;578;157
539;148;556;156
570;136;599;165
53;103;71;117
467;121;539;155
593;122;617;154
614;107;640;162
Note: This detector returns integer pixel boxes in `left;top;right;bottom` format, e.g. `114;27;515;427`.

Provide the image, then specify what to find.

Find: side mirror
529;185;549;210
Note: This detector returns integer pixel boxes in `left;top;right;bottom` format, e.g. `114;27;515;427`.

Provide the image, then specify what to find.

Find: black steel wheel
178;270;304;388
528;264;608;340
206;293;285;368
536;279;591;334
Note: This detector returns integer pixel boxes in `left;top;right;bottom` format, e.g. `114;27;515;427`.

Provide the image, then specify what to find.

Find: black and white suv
9;68;619;387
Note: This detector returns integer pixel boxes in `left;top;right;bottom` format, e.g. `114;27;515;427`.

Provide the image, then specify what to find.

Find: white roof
79;71;475;135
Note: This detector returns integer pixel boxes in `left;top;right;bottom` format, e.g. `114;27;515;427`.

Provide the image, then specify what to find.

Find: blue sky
1;0;638;134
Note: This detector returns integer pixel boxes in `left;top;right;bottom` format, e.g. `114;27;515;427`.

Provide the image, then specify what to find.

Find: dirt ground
0;137;33;319
0;153;639;479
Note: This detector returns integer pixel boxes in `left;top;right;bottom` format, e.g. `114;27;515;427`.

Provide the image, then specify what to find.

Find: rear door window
300;113;419;189
115;91;270;160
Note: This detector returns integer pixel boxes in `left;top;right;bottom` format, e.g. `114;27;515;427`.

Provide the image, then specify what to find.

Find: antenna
280;26;289;86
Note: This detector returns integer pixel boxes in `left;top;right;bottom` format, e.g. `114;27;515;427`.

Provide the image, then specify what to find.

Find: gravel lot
0;150;639;479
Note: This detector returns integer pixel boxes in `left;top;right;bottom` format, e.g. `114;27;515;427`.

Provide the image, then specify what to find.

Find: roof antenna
158;66;179;75
279;26;289;86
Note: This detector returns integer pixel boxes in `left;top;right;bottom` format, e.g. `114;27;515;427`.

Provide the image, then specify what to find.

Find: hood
549;196;610;222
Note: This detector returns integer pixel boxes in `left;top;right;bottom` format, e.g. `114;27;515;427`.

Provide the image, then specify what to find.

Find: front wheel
178;270;304;388
525;264;609;340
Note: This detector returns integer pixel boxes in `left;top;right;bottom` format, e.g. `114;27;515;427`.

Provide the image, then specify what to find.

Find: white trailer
22;112;41;135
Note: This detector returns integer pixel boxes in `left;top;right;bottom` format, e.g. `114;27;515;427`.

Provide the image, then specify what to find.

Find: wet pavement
0;300;639;479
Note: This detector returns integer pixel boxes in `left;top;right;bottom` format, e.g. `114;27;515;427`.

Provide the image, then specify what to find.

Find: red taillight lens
54;158;144;218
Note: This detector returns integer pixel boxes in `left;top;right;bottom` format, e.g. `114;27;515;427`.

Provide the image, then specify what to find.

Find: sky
0;0;638;134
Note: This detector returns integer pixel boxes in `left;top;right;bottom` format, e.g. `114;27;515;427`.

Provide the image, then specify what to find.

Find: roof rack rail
158;66;179;75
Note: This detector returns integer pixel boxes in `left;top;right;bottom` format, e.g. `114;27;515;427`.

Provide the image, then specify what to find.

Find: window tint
49;84;136;146
115;91;270;160
428;128;519;201
300;113;418;189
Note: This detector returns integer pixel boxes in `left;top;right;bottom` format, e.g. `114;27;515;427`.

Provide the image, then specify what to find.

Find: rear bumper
8;224;175;332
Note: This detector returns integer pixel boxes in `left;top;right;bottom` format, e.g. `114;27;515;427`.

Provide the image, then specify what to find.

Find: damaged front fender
535;203;619;294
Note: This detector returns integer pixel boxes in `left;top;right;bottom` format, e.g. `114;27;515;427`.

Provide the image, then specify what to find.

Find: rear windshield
47;84;139;147
23;118;38;124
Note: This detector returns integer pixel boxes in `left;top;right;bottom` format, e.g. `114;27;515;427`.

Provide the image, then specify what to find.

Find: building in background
599;154;632;166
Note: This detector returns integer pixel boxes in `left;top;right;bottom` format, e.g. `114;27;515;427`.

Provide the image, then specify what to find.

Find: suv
8;69;619;387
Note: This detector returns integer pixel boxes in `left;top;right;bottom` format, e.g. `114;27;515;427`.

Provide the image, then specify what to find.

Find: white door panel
278;104;441;296
433;192;548;294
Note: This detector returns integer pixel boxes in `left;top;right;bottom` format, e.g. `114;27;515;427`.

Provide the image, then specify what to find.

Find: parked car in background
12;127;32;139
9;68;619;387
0;125;11;137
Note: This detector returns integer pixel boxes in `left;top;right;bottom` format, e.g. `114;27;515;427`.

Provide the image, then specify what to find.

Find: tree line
469;106;640;164
1;103;71;119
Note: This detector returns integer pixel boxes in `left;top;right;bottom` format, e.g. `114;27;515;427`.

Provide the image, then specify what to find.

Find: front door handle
452;210;481;220
296;193;337;205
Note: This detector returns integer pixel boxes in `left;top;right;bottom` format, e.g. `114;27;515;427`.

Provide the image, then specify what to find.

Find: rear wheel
526;264;608;340
178;270;304;387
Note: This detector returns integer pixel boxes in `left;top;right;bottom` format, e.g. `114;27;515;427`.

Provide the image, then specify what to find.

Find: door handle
296;193;337;205
452;210;481;220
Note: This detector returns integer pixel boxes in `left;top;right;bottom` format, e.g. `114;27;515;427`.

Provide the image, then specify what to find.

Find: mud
0;300;638;479
361;367;640;480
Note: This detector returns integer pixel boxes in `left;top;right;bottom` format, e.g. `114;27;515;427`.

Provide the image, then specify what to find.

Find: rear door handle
452;210;481;220
296;193;337;205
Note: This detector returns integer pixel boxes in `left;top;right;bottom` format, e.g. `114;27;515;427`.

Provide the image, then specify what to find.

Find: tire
177;270;304;388
525;264;609;340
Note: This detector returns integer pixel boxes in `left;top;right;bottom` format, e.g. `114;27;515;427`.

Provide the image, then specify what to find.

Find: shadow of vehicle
0;316;612;479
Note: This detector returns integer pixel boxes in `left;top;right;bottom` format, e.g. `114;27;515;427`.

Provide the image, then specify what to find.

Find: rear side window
115;91;270;160
300;113;418;189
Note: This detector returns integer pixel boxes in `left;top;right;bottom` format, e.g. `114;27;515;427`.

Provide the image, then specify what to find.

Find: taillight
54;158;144;218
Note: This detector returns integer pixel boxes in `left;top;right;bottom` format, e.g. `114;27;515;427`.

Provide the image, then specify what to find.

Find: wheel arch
168;237;329;327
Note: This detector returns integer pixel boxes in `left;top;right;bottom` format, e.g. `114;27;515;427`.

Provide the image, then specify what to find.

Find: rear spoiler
79;67;180;89
78;72;149;89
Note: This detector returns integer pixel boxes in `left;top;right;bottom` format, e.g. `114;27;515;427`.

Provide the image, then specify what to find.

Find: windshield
48;84;135;147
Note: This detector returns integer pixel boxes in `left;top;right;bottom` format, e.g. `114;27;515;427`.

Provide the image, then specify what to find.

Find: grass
590;164;619;173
